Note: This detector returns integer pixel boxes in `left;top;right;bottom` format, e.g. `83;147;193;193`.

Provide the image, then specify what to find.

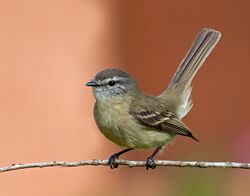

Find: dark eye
108;80;116;86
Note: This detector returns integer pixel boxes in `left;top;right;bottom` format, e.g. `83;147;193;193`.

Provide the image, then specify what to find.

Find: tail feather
160;28;221;119
168;28;221;88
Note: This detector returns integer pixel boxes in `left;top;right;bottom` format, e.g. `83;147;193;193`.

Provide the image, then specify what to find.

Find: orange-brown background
1;0;250;195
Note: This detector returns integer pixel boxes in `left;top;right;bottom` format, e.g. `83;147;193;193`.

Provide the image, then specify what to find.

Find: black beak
85;80;99;87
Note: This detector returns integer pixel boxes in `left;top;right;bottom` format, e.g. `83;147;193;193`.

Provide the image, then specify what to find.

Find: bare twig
1;159;250;173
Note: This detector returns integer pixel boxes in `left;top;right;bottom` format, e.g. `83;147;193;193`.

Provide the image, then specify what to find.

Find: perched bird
86;28;221;169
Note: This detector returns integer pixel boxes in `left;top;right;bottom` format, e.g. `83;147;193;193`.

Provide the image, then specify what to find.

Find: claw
146;157;156;170
108;153;119;169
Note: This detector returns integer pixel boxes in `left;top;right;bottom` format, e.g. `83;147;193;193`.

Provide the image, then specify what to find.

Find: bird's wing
130;110;199;141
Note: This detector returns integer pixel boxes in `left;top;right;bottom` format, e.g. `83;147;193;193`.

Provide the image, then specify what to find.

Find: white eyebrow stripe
102;77;125;83
112;76;120;81
112;76;125;81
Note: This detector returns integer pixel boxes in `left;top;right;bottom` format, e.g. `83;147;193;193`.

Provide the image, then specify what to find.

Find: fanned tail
168;28;221;88
160;28;221;118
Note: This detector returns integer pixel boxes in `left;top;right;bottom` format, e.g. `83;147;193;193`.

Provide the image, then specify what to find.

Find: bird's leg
146;145;163;170
108;148;133;169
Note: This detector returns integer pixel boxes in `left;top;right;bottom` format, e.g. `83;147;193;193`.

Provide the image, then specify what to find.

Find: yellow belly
94;99;175;149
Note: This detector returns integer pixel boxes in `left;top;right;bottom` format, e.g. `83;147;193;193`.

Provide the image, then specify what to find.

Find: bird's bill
85;80;99;87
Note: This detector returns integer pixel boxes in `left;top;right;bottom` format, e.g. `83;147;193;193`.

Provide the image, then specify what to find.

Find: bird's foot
108;153;119;169
146;157;156;170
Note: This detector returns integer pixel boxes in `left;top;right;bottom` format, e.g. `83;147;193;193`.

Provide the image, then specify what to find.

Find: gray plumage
160;28;221;118
95;69;132;82
87;28;221;149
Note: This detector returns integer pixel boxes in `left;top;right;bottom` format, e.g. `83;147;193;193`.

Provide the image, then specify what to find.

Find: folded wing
130;110;199;141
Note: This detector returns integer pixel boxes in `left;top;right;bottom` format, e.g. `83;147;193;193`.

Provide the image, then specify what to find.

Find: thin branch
1;159;250;173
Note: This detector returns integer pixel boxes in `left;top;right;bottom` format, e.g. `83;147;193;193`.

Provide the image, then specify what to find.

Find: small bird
86;28;221;169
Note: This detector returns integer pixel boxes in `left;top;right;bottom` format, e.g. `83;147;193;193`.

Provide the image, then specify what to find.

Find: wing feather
130;110;199;141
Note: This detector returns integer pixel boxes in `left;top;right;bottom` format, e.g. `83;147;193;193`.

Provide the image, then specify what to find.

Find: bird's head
86;68;138;100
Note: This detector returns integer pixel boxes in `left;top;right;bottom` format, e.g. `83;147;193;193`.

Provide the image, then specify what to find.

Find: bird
86;28;221;169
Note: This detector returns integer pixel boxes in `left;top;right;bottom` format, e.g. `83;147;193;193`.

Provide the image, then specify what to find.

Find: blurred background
0;0;250;195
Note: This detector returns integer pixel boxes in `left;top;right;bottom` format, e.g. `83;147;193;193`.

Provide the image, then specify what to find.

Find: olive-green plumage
94;93;176;149
86;28;221;169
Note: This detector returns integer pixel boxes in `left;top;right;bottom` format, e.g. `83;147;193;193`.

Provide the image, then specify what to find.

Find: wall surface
0;0;250;195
